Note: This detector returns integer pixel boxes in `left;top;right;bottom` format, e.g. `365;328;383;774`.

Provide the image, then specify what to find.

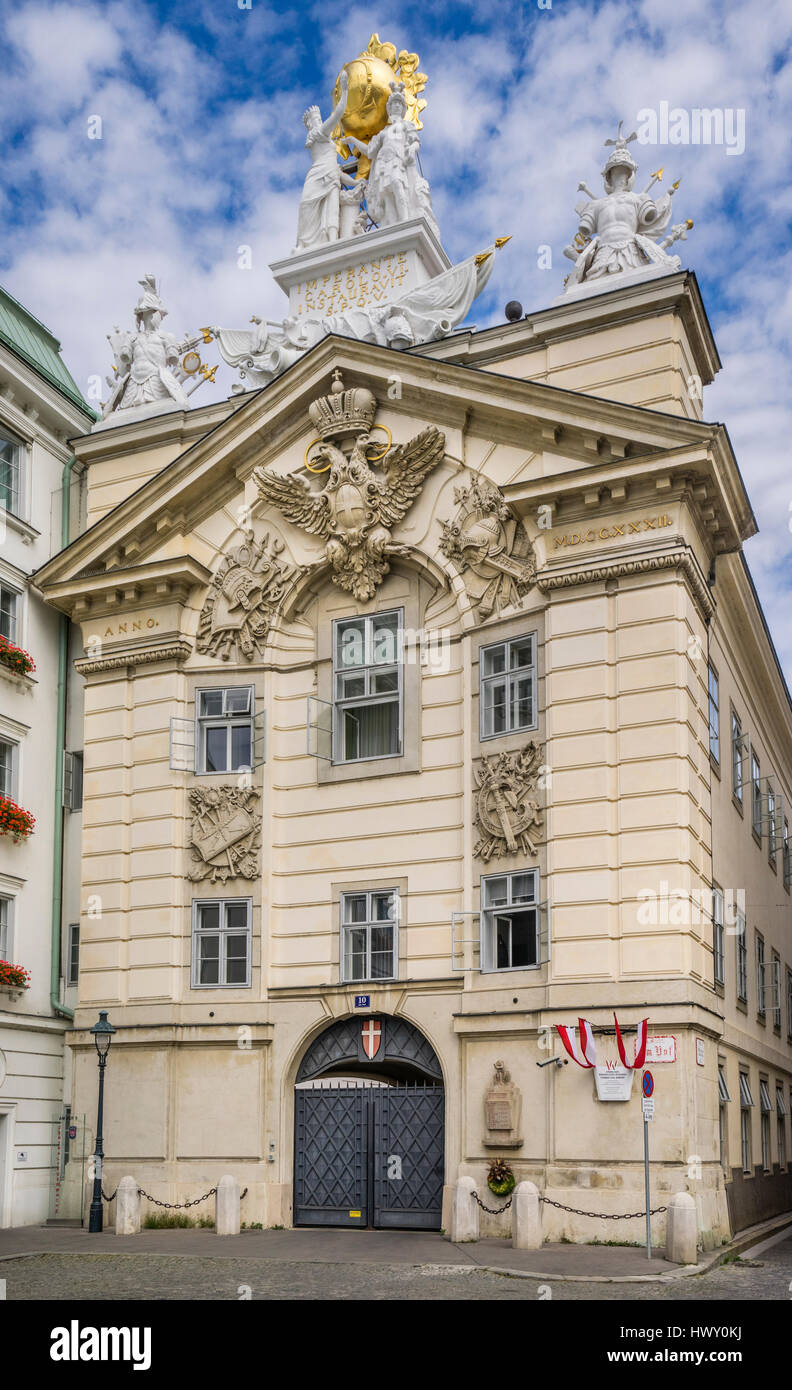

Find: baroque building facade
34;268;792;1246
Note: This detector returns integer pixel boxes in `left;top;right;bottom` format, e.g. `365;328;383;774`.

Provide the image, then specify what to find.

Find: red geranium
0;795;35;840
0;635;35;677
0;960;30;989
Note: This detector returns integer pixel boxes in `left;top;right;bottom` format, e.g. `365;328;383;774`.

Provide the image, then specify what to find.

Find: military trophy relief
253;371;446;603
473;741;544;864
195;526;299;664
439;475;537;619
186;786;262;885
100;274;217;426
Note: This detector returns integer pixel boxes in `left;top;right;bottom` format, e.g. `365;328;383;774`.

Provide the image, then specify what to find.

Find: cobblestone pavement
3;1238;791;1299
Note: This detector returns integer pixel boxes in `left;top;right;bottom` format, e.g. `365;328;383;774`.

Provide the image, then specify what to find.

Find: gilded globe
332;53;398;143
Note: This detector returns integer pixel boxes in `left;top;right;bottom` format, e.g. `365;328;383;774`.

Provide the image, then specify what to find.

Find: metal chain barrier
472;1190;513;1214
471;1190;667;1220
101;1187;118;1203
102;1185;248;1207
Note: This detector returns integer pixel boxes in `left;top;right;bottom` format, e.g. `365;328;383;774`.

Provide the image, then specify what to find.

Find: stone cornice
34;556;212;618
74;637;192;675
537;544;715;621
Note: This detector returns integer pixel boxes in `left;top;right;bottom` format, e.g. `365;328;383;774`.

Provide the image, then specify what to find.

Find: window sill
732;795;744;817
0;664;36;692
768;858;777;874
2;511;39;547
736;999;748;1014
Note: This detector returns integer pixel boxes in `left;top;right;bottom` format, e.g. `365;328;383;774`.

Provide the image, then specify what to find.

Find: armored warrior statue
346;81;439;239
102;275;210;422
563;123;694;292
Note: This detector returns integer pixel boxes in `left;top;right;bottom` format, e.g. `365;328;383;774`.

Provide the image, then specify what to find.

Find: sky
0;0;790;677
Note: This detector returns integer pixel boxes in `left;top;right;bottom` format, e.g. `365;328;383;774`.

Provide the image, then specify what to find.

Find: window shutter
451;910;481;972
772;958;782;1014
537;898;551;965
169;715;196;772
62;750;74;808
252;709;267;768
306;695;333;760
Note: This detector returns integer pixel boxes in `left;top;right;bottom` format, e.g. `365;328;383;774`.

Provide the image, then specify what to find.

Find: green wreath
487;1158;516;1197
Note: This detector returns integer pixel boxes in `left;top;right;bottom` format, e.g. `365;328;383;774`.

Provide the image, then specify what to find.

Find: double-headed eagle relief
254;371;445;601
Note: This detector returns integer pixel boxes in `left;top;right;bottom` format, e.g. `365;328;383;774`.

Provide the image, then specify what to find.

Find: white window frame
0;581;20;645
332;610;403;766
731;710;744;802
0;895;13;959
777;1089;787;1170
62;750;83;811
191;898;252;989
736;911;747;1002
756;933;766;1017
480;633;538;741
0;736;18;801
739;1071;754;1174
768;785;777;865
771;955;782;1030
712;884;724;986
196;686;255;775
718;1066;730;1168
67;923;79;987
339;887;399;984
708;664;719;763
783;818;790;892
481;869;541;973
751;751;762;836
0;426;24;520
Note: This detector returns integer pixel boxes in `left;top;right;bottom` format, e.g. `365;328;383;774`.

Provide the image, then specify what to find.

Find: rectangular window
712;884;724;986
760;1081;772;1171
772;955;782;1030
731;711;743;802
333;611;402;764
0;584;18;644
67;924;79;987
0;430;22;517
718;1067;730;1168
783;819;790;892
481;870;539;971
62;751;84;811
756;934;766;1017
777;1088;787;1170
480;634;537;740
739;1072;754;1174
787;969;792;1041
736;911;747;1003
197;687;254;773
191;899;252;988
340;888;398;982
751;751;761;836
708;665;719;762
768;785;777;865
0;738;17;799
0;896;12;958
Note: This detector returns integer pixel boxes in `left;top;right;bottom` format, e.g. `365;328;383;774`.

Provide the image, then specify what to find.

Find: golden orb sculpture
331;33;427;165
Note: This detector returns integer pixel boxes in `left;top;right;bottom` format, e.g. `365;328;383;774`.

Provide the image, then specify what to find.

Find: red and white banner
613;1014;648;1070
556;1017;597;1068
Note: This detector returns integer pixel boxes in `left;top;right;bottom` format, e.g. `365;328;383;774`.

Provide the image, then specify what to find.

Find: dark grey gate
294;1083;444;1230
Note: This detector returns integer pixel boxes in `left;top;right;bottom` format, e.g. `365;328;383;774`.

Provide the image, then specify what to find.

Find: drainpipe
50;455;78;1022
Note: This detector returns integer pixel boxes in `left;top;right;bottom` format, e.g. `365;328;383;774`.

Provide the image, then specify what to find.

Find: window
480;634;537;740
777;1088;787;1170
768;785;777;865
0;896;12;958
67;924;79;987
731;711;743;802
772;954;782;1030
739;1072;754;1173
712;885;724;986
708;665;719;762
333;611;402;763
788;969;792;1041
191;899;251;987
718;1066;730;1169
0;430;22;517
62;751;83;811
759;1081;772;1171
751;751;761;837
756;934;766;1017
0;738;17;799
0;584;18;643
197;688;254;773
340;888;398;982
783;819;790;892
736;911;747;1003
481;870;539;971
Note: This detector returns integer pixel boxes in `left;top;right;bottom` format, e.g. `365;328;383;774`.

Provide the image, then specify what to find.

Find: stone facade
36;271;792;1246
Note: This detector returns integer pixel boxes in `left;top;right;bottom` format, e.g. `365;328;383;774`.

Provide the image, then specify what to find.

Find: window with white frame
197;688;254;773
712;884;724;987
481;870;539;971
0;738;17;800
333;611;402;764
731;710;743;802
708;665;719;762
760;1080;772;1171
63;751;83;811
736;911;747;1003
772;954;782;1030
67;924;79;987
0;584;18;643
0;896;13;958
739;1072;754;1173
718;1066;730;1169
787;969;792;1040
191;899;251;987
768;785;777;865
751;751;762;836
480;634;537;740
756;933;766;1017
777;1087;787;1169
0;430;23;518
784;817;790;891
340;888;398;982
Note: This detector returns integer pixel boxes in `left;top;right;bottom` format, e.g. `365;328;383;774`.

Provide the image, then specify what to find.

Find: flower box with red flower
0;636;35;678
0;796;35;841
0;960;31;995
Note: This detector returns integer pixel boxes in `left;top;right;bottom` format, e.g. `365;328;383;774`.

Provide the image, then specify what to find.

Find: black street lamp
88;1010;116;1233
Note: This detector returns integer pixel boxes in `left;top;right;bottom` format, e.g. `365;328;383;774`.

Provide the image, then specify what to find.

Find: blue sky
1;0;790;675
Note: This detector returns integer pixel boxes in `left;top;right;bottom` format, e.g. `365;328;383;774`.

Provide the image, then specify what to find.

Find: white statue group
100;107;695;423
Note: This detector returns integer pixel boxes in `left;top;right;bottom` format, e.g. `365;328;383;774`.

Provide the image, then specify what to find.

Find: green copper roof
0;284;95;417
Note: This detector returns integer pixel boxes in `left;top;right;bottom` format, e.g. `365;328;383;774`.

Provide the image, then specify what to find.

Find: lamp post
88;1010;116;1233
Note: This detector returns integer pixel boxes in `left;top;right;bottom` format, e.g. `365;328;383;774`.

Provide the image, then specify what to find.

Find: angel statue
253;372;446;600
102;275;209;420
345;81;439;239
563;122;693;292
295;70;364;252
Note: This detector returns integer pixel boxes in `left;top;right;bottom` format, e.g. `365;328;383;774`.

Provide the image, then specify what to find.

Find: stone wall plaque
483;1060;523;1149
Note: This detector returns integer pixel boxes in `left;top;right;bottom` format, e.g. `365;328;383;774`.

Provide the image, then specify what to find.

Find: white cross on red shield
361;1018;382;1060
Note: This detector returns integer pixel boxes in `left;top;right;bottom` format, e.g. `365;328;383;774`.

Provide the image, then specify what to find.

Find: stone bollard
215;1175;241;1236
115;1176;141;1236
511;1180;542;1250
666;1191;698;1265
449;1176;479;1243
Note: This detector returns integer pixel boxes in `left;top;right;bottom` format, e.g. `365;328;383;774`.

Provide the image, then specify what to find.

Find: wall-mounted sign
645;1035;676;1064
642;1071;654;1098
642;1098;655;1121
353;995;371;1010
696;1038;705;1067
594;1065;634;1101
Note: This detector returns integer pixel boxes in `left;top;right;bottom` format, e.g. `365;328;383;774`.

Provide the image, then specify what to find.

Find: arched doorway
293;1015;444;1230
